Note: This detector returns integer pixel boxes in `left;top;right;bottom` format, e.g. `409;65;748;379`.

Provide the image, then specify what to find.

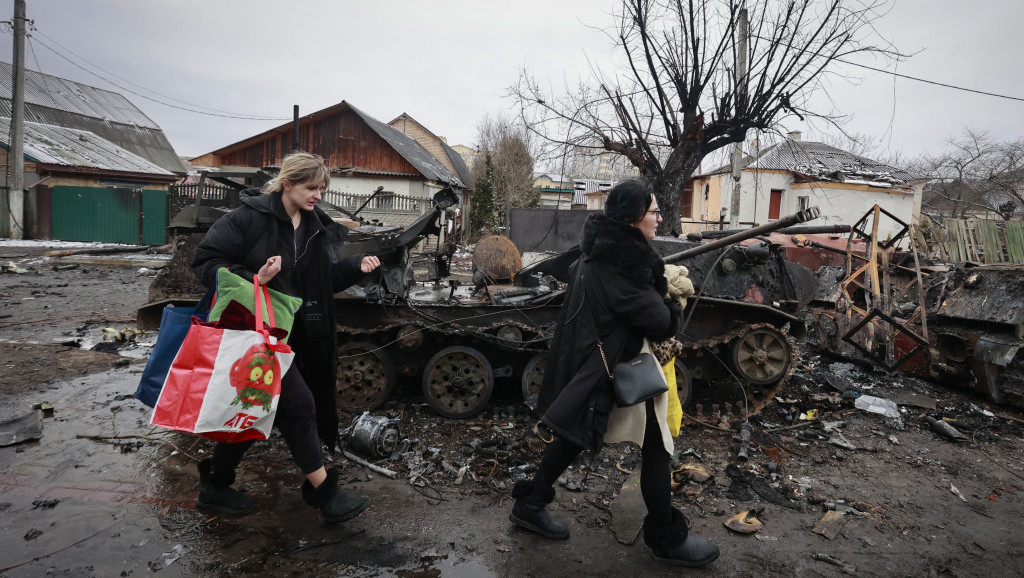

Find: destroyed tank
142;185;824;420
330;201;823;420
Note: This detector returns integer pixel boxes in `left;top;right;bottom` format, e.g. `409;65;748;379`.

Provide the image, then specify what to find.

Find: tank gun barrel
662;207;820;264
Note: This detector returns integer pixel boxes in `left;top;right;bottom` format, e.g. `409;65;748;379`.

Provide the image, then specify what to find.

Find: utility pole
292;105;299;152
728;7;748;229
8;0;25;239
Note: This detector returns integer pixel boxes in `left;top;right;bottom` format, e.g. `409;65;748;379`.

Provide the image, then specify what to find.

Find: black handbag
597;341;668;407
583;268;668;406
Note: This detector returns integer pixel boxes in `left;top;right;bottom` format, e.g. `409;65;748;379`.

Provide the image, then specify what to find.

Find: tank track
676;322;793;421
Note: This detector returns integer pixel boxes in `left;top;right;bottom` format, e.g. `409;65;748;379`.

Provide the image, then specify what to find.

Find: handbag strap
580;264;615;381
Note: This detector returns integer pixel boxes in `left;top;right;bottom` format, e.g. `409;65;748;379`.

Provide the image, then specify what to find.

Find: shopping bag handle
252;274;276;335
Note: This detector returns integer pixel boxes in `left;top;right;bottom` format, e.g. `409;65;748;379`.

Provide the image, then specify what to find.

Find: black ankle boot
643;507;719;567
196;459;255;515
301;467;369;524
509;480;570;540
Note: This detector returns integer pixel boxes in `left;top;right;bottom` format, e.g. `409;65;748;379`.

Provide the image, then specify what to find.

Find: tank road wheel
422;346;494;419
728;327;792;386
521;353;547;401
336;342;397;412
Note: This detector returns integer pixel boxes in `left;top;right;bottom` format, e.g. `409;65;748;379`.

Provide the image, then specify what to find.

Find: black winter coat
192;189;367;450
536;214;682;451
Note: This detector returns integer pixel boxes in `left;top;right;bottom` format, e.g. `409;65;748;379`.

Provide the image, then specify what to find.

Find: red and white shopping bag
151;276;295;443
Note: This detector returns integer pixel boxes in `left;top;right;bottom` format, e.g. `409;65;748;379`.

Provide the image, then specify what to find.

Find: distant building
450;144;481;175
389;113;474;192
533;172;574;208
687;132;926;240
569;141;671;182
574;178;615;210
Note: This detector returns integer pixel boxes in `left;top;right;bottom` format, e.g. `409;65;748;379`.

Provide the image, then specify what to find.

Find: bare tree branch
513;0;901;235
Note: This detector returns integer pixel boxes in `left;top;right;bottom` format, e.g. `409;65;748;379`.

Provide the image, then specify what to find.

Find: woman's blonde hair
263;151;331;193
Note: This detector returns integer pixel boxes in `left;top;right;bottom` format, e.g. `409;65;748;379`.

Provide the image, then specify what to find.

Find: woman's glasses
646;209;662;216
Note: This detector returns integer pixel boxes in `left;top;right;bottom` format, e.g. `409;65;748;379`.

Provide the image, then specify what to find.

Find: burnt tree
514;0;898;235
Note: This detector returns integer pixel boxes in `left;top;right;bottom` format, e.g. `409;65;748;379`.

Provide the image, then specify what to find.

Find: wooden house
190;101;467;204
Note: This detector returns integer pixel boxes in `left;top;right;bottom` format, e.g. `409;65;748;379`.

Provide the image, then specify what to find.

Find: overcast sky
2;0;1021;165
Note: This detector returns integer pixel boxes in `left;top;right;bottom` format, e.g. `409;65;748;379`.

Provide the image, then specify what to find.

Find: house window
681;182;694;219
798;195;809;212
768;189;784;220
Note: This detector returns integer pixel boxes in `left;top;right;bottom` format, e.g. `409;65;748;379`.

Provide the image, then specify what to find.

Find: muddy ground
1;241;1023;578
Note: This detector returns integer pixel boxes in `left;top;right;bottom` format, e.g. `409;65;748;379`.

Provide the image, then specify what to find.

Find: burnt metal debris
142;184;1024;427
142;188;826;421
799;205;1024;409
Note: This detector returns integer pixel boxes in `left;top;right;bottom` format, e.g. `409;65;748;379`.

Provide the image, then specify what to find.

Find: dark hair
604;179;654;223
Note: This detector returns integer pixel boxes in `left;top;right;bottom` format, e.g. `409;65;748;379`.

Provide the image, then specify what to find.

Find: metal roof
0;61;186;174
335;168;421;178
0;118;174;175
440;139;474;190
701;139;922;187
347;103;464;189
0;61;156;127
572;178;614;205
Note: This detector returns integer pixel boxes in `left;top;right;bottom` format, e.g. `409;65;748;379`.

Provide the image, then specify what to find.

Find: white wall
719;170;920;241
327;175;434;198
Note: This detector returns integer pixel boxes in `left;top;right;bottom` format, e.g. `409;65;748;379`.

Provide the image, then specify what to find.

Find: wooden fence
322;190;426;214
918;216;1024;264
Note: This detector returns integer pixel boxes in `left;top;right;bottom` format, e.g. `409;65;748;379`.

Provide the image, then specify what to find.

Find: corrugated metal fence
50;186;167;245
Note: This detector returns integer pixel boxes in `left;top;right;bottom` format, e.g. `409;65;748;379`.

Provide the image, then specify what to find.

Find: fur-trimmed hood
581;214;667;296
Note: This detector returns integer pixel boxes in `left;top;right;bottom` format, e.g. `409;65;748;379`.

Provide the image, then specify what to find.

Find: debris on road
812;510;847;540
0;410;43;446
610;472;644;545
1;261;29;274
924;415;969;441
344;412;401;459
950;484;969;502
854;394;901;418
812;552;856;574
724;508;765;534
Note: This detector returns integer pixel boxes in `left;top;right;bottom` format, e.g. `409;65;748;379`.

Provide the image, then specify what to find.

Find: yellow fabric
663;357;682;436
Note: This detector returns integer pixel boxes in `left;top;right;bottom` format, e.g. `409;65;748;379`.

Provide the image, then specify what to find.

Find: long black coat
192;189;366;450
537;214;682;451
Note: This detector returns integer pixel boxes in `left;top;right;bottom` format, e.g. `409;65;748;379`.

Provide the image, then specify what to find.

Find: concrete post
8;0;26;238
728;8;748;229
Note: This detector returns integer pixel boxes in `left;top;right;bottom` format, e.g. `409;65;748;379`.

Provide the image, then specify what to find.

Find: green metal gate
50;186;167;245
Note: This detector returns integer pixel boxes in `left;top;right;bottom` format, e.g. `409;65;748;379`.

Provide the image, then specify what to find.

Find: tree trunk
650;153;702;237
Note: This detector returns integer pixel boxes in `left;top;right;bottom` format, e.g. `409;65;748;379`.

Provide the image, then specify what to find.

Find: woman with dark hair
509;179;719;567
190;151;380;524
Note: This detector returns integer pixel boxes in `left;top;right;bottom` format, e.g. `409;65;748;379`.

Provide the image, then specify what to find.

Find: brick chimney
787;131;802;141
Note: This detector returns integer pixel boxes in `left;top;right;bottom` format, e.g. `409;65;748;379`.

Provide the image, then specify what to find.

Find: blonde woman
192;151;380;523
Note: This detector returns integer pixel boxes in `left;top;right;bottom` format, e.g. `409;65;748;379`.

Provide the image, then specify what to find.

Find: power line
747;32;1024;104
28;26;286;119
836;58;1024;104
15;30;289;121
